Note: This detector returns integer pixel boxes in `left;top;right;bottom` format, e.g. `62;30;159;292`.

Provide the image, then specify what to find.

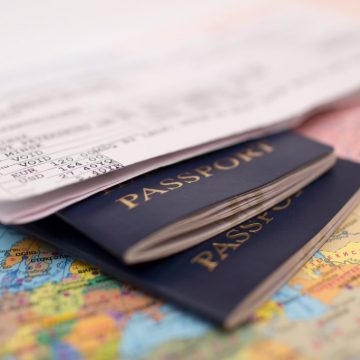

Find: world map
1;200;360;359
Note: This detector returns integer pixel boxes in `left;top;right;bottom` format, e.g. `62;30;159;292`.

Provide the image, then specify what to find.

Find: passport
19;159;360;329
56;132;334;263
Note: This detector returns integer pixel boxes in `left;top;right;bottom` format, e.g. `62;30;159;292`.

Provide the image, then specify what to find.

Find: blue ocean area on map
121;305;210;359
0;228;73;295
52;342;80;360
273;284;327;320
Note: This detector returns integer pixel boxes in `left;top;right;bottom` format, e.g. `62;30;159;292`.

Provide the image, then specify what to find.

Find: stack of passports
18;132;360;328
59;133;334;263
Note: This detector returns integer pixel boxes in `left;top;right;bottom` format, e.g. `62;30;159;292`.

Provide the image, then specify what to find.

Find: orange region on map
2;238;40;268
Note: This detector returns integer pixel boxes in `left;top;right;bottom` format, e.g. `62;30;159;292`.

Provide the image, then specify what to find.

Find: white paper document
0;1;360;223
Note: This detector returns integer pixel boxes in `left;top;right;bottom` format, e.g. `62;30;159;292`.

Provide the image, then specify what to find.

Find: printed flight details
0;2;360;223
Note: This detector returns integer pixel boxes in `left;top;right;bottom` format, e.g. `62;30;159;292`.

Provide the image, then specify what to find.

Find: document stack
0;0;360;333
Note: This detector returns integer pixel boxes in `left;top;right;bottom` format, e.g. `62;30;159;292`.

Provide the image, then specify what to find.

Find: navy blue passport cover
57;132;333;260
19;159;360;327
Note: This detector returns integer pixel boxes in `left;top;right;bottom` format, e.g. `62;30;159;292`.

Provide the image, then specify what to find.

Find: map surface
1;104;360;359
1;203;360;360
